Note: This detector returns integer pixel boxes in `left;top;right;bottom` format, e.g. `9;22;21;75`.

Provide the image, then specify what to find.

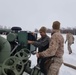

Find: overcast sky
0;0;76;31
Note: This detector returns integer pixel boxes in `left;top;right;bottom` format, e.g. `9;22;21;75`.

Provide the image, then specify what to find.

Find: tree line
0;25;76;35
34;27;76;35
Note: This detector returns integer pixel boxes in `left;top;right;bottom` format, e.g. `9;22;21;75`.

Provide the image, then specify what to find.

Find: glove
65;41;66;44
72;41;74;44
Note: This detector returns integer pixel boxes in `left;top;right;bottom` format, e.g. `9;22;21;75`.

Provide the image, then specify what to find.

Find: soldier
28;26;50;75
65;31;74;54
36;21;64;75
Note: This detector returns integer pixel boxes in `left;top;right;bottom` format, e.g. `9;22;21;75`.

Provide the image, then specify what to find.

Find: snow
59;64;76;75
63;34;76;66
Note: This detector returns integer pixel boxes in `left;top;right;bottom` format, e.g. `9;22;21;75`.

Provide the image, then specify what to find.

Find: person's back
65;32;74;54
66;33;74;44
52;31;64;58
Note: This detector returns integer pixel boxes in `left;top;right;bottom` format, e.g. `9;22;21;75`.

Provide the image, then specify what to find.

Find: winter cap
52;21;60;30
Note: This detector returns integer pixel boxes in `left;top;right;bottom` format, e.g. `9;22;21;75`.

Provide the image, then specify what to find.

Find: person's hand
31;32;35;35
36;52;39;58
28;40;32;44
28;40;34;44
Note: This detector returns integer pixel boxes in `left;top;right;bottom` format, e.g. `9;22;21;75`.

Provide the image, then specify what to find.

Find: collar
51;29;60;35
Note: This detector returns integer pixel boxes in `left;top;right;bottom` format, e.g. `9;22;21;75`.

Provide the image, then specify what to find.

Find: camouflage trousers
68;43;72;54
47;57;63;75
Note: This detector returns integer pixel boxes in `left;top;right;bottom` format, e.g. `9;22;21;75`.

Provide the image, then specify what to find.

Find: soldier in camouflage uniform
36;21;64;75
65;32;74;54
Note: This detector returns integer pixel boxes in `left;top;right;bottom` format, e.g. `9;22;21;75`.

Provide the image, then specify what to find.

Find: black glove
72;42;74;44
65;41;66;44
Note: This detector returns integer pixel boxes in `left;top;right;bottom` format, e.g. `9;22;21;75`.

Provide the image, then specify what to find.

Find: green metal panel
18;31;28;47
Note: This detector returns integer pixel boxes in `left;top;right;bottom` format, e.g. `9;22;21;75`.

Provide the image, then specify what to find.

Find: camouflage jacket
65;33;74;44
38;31;64;58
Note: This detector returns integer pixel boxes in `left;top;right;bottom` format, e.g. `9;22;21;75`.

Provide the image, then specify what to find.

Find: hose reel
2;56;24;75
15;48;31;65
